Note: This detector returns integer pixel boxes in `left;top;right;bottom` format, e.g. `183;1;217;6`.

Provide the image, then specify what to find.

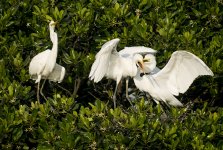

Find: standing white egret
89;38;156;108
29;21;65;102
133;51;214;106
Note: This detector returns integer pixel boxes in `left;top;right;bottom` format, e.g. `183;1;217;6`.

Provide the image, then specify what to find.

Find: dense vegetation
0;0;222;149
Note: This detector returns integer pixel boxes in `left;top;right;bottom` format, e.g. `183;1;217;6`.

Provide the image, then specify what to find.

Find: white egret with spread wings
29;21;65;102
89;38;157;108
133;51;214;106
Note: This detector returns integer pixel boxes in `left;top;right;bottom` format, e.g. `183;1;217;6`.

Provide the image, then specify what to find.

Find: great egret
89;38;156;108
29;21;65;102
133;51;214;106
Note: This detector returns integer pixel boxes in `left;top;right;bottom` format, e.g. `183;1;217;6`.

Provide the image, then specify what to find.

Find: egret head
134;54;145;72
49;20;57;30
48;21;58;42
143;54;156;73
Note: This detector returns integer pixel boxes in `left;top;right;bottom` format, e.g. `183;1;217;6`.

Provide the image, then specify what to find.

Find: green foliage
0;0;223;149
1;99;223;149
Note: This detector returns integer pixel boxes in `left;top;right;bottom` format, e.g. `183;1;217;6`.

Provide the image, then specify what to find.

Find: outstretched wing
119;46;157;58
89;38;120;82
134;72;183;107
152;51;214;96
47;63;65;83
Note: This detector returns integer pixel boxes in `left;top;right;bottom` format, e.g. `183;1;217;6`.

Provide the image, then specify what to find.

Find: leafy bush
0;0;222;149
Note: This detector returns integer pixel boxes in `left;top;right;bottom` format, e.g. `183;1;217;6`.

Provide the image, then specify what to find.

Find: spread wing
134;69;184;107
89;38;120;82
119;46;157;58
152;51;214;96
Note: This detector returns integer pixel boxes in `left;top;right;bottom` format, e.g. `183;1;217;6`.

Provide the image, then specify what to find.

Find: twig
72;77;81;99
56;84;72;97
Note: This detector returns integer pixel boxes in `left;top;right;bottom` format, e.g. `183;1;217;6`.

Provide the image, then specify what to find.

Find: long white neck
51;32;58;58
49;24;58;57
131;54;143;77
47;27;58;72
49;26;55;42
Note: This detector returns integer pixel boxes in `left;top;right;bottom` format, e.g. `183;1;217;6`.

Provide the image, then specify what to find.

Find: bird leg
35;75;42;103
125;77;134;107
37;81;40;103
112;83;119;109
40;79;47;101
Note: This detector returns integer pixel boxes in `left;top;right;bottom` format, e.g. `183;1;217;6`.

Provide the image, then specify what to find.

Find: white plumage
89;38;157;108
119;46;156;58
30;63;65;83
133;51;214;106
29;21;65;102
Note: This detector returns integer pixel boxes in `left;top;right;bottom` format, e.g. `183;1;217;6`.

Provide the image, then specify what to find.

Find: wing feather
89;38;120;82
31;63;65;83
150;67;160;75
47;64;65;83
153;51;214;96
119;46;157;58
29;50;51;76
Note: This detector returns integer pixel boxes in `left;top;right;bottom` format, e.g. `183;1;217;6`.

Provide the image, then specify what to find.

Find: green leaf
13;128;23;141
215;59;221;68
34;5;41;13
8;85;13;96
45;15;53;21
80;115;90;129
158;28;167;37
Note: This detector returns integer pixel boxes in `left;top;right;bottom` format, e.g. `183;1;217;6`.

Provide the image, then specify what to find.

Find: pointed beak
138;60;145;73
143;58;150;63
51;21;57;26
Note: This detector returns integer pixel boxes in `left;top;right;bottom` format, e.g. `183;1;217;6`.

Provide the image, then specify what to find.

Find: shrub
0;0;222;149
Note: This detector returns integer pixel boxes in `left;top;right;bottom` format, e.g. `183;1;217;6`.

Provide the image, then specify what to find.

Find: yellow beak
52;21;57;26
50;21;57;27
138;60;145;73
